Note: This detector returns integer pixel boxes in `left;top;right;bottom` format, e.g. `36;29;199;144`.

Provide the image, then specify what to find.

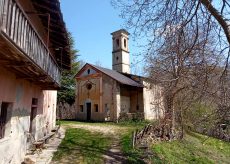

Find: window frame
94;104;99;112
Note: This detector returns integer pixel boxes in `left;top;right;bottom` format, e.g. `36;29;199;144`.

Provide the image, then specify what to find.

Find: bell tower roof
111;29;130;36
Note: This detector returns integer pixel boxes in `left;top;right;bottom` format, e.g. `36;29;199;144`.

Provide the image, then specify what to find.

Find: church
75;29;164;122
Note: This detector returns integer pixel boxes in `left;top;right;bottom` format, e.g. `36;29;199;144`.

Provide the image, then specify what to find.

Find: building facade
0;0;70;163
75;29;164;122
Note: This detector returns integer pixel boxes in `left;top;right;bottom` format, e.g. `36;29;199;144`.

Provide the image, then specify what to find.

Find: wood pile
132;118;174;148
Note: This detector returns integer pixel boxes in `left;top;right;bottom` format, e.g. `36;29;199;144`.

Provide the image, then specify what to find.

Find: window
32;98;38;106
105;104;109;113
116;56;119;61
87;69;90;74
94;104;98;112
116;39;119;47
86;83;92;90
0;102;9;139
124;39;127;48
80;105;84;112
136;105;139;110
30;98;38;133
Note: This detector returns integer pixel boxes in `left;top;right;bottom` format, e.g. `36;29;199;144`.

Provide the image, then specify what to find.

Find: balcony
0;0;61;88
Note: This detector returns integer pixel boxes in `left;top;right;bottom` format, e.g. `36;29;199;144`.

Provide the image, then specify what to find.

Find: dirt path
62;124;127;164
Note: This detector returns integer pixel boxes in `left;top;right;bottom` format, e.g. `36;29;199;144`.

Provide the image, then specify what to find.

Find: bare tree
112;0;230;139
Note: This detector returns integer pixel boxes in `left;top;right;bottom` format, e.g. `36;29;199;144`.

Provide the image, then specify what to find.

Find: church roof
77;63;143;87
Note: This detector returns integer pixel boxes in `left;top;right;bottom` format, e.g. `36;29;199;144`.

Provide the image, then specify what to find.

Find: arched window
124;39;127;48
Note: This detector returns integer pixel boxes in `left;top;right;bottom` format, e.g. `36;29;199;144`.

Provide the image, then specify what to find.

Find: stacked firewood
132;118;174;148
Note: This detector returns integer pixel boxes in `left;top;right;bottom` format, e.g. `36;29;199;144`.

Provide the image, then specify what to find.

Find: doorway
0;102;10;139
30;98;38;135
86;103;91;121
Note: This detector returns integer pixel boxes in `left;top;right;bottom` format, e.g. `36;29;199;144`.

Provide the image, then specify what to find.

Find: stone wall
56;102;76;120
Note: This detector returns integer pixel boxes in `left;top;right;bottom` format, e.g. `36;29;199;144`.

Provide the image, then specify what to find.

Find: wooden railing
0;0;61;85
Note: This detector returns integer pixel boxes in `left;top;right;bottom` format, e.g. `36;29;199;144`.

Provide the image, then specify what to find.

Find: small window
0;102;9;139
30;98;38;133
80;105;84;112
136;105;139;110
124;39;127;48
94;104;98;112
116;56;119;61
116;39;119;47
32;98;38;106
86;83;92;90
87;69;90;74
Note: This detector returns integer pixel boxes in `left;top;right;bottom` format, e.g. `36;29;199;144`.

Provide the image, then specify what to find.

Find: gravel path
63;124;127;164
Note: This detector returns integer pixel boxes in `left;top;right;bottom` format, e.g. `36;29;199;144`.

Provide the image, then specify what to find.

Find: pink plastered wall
0;66;57;163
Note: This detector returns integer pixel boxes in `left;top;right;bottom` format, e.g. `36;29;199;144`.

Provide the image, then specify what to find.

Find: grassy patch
151;131;230;164
120;131;146;164
52;128;111;164
55;121;230;164
119;120;151;164
58;120;151;163
59;119;150;127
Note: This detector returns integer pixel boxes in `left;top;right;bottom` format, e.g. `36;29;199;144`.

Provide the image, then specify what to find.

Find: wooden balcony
0;0;61;88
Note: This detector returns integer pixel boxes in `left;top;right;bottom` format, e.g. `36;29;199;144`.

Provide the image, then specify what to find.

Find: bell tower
111;29;130;74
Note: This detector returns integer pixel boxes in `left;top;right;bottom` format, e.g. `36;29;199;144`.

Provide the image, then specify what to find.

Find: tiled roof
89;64;143;87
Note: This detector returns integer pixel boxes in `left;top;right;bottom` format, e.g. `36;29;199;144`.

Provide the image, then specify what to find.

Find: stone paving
24;127;65;164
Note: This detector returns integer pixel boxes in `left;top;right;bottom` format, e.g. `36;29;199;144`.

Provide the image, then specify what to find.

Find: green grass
59;119;150;127
57;120;150;163
53;120;230;164
52;128;112;164
118;120;150;164
151;131;230;164
120;131;146;164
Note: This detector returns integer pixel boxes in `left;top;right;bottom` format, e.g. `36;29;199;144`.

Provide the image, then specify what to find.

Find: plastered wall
143;80;164;120
0;67;57;163
76;76;105;121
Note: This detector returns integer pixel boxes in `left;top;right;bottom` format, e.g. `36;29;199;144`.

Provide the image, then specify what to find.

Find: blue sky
60;0;144;74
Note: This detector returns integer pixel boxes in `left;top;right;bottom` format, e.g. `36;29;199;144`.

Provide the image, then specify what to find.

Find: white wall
143;80;164;120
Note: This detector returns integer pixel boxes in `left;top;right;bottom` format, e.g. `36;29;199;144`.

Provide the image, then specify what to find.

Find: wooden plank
9;3;15;39
24;20;28;53
16;11;22;45
27;27;32;55
13;7;19;42
132;131;136;148
0;0;61;86
6;0;12;35
30;30;35;59
0;0;4;26
2;0;9;32
20;16;26;49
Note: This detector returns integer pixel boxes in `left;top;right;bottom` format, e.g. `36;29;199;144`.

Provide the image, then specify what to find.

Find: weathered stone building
0;0;70;163
75;29;164;122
